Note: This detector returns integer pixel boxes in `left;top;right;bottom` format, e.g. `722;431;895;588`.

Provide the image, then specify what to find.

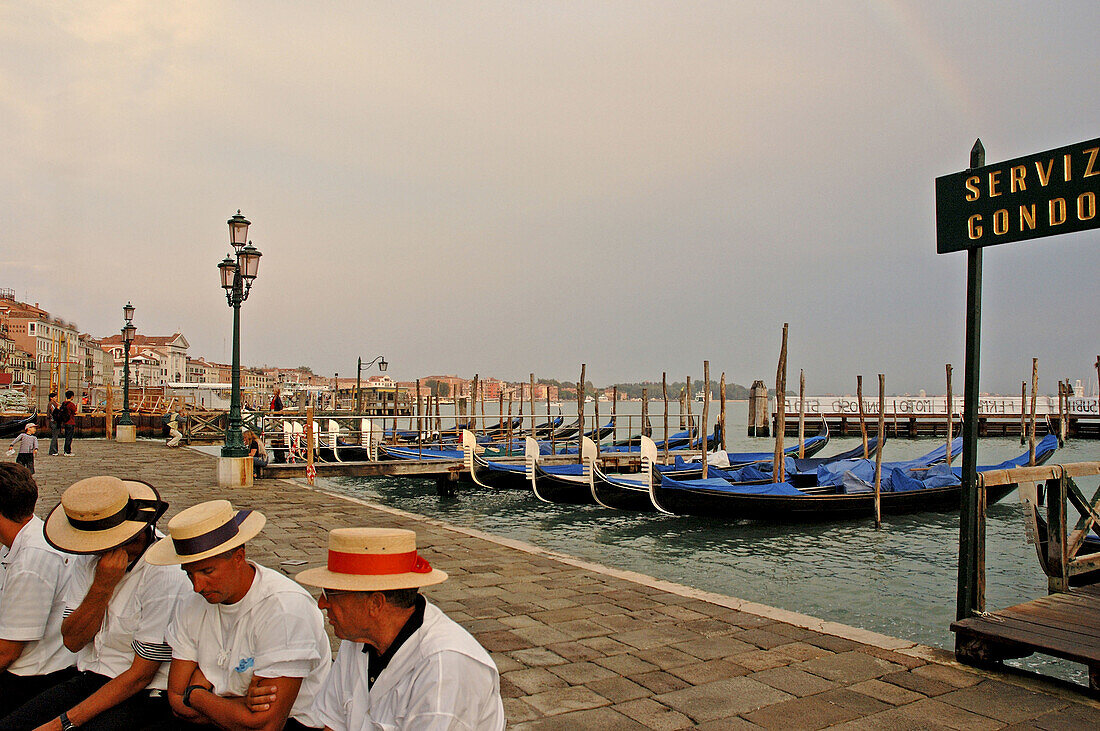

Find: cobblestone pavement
27;441;1100;729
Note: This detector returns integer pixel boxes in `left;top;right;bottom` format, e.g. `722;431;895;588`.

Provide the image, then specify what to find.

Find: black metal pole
119;339;133;426
222;273;246;457
356;357;362;414
956;139;984;621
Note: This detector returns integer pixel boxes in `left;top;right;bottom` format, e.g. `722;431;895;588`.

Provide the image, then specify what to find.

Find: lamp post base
217;456;254;488
115;425;137;443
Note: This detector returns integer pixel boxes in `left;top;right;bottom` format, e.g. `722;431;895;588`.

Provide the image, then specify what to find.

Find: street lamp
218;210;262;457
355;355;388;413
119;303;136;427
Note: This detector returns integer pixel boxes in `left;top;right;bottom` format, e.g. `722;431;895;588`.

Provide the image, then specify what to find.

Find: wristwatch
59;711;76;731
183;684;208;708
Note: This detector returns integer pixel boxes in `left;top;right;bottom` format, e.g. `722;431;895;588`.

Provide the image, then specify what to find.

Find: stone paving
26;441;1100;729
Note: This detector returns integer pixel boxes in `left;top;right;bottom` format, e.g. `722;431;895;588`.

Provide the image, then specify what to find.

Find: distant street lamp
355;355;388;413
218;210;262;457
119;303;136;427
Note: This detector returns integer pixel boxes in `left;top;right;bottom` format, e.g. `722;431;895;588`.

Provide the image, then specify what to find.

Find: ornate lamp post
118;303;136;428
355;355;388;413
218;210;262;457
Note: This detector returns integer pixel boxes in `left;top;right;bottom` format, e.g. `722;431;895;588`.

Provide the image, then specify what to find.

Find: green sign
936;137;1100;253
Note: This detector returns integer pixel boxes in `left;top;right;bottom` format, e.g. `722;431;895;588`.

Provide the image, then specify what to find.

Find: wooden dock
952;584;1100;693
952;461;1100;695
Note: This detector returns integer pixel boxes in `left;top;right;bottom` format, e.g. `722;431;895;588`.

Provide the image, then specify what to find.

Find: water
318;401;1100;686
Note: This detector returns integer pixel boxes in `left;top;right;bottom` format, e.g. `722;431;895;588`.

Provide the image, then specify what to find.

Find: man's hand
92;548;129;590
245;682;278;713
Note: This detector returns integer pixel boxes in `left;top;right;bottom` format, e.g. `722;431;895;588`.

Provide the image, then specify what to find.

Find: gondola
530;437;599;505
649;434;1059;521
655;420;828;480
589;436;660;511
0;411;37;438
462;432;588;491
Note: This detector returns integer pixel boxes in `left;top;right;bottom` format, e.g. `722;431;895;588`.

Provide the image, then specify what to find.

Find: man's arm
32;655;161;731
186;675;303;731
0;639;26;673
60;549;127;652
166;658;209;723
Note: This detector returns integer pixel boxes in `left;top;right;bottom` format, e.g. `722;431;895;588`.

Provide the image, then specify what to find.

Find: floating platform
952;583;1100;694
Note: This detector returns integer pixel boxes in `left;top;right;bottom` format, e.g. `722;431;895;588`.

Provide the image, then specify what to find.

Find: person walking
47;392;61;455
61;391;78;456
8;423;39;474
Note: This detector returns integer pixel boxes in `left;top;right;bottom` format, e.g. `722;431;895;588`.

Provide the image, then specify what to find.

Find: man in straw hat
0;475;188;731
296;527;504;731
145;499;330;730
0;464;76;718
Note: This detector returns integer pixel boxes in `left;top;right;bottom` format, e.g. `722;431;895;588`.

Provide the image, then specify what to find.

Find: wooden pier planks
951;583;1100;693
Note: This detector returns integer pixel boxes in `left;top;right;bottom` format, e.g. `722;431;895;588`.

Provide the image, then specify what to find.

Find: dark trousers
15;452;34;474
49;430;59;455
64;424;75;454
0;667;78;719
0;670;172;731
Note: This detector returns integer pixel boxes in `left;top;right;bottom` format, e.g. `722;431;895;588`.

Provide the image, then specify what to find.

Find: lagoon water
320;400;1100;686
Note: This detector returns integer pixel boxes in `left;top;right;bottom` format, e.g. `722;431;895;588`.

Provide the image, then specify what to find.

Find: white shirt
0;516;75;676
315;600;504;731
167;563;331;728
65;539;189;689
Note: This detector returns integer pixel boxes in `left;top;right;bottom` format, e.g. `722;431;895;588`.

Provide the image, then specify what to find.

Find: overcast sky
2;2;1097;394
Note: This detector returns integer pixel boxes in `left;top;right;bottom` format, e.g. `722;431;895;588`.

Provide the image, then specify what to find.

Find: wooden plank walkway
952;584;1100;694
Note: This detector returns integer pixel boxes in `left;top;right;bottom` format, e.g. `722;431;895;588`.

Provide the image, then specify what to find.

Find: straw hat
146;500;266;565
297;527;447;592
44;476;167;554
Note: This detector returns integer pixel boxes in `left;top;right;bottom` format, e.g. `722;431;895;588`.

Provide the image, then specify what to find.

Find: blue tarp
660;475;805;496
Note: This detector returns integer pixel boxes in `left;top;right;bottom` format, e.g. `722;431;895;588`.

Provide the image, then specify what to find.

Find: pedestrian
270;387;284;412
297;527;505;730
243;430;268;476
61;390;78;456
8;423;38;474
0;476;187;730
165;406;187;448
0;463;77;718
47;392;61;455
146;499;331;730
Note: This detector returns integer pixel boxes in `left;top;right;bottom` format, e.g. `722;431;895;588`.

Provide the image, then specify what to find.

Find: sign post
938;136;1099;623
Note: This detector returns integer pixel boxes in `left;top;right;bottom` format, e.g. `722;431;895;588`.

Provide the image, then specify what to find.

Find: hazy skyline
2;2;1097;394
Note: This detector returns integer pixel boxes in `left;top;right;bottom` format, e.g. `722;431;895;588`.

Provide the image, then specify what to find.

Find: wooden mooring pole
577;364;586;457
701;361;710;479
1020;380;1027;446
773;323;788;483
946;364;954;466
1029;358;1038;466
719;373;727;451
857;375;868;457
685;377;692;436
798;369;806;458
874;374;885;529
662;373;669;465
642;388;650;437
530;373;536;441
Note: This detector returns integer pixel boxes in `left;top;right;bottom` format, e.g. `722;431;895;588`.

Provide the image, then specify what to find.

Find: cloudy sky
2;2;1097;394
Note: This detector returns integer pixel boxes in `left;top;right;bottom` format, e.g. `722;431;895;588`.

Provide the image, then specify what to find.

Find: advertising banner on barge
779;396;1099;417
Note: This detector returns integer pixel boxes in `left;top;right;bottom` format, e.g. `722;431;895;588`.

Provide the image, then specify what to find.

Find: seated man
147;499;330;730
0;464;76;718
297;527;504;731
0;475;187;730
